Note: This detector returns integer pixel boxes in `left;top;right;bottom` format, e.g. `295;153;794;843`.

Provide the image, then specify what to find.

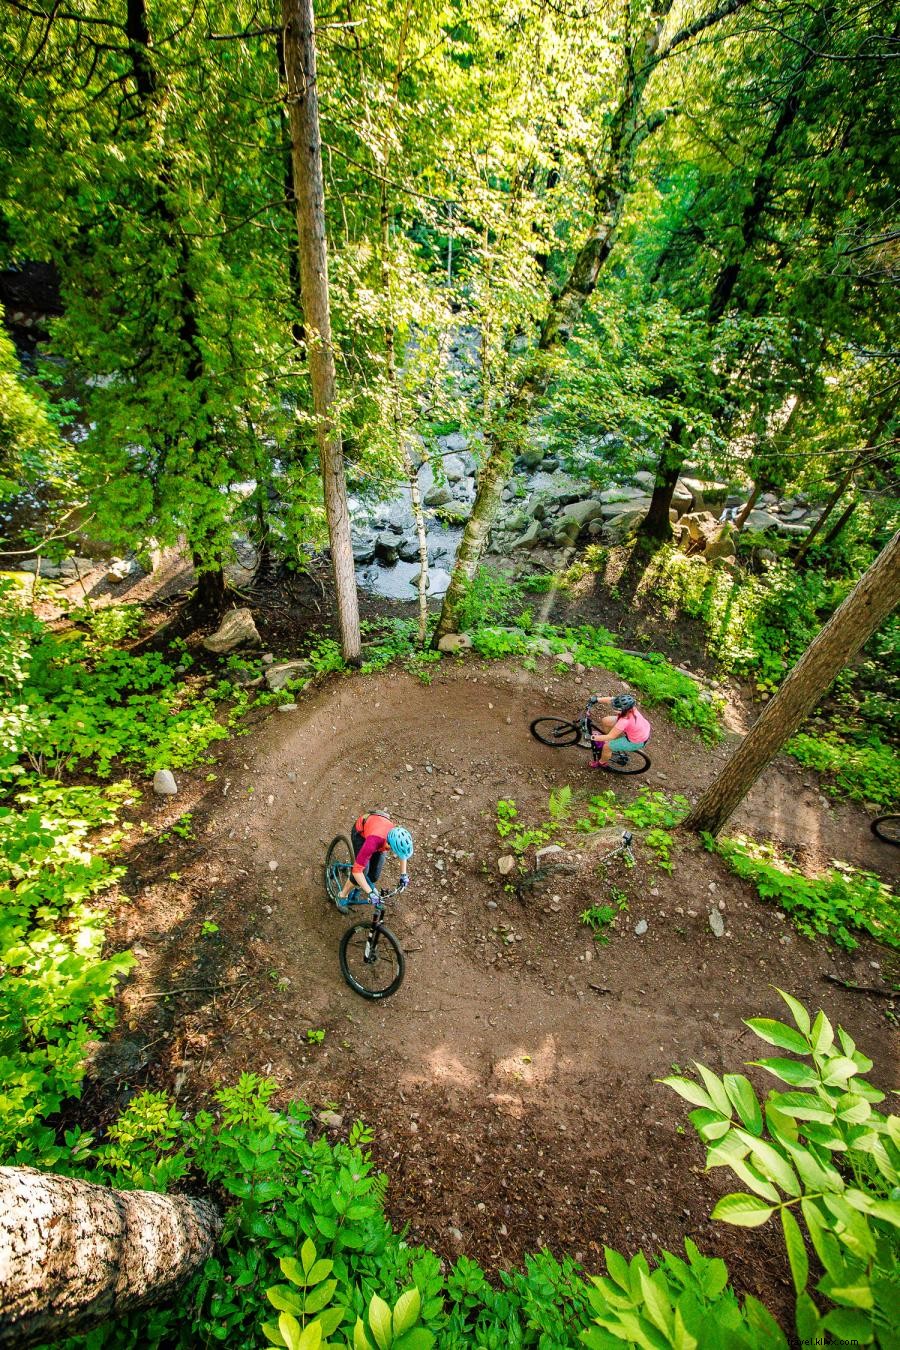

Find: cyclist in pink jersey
588;692;651;769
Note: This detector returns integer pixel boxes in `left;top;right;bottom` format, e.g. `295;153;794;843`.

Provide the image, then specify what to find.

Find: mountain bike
871;814;900;846
323;835;406;999
530;698;652;775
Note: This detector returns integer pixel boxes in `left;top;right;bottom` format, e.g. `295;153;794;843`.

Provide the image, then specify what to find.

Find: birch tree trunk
282;0;361;665
0;1167;221;1348
684;530;900;836
433;2;678;644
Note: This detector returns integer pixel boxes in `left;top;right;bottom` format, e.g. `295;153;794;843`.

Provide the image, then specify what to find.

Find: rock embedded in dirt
265;660;311;692
153;770;178;796
708;909;726;937
317;1110;344;1130
497;855;516;875
437;633;473;653
276;703;298;712
202;607;261;653
634;919;648;936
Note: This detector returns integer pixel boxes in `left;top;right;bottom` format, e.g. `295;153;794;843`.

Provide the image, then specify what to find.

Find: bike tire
339;922;405;1000
871;814;900;845
530;717;581;748
604;750;652;776
324;834;354;902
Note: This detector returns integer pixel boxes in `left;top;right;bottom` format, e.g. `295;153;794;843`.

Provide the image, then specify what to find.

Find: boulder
601;496;651;519
443;454;467;483
351;535;376;565
18;558;61;578
558;499;606;530
408;566;451;595
744;509;781;533
519;445;546;470
511;520;542;549
202;607;261;653
58;556;96;579
374;533;400;565
265;660;312;692
632;470;657;489
602;508;646;543
681;477;730;509
440;432;469;454
437;633;473;653
106;558;136;584
397;535;421;563
424;484;453;508
599;485;647;505
671;481;695;513
682;511;718;543
153;770;178;796
704;527;737;564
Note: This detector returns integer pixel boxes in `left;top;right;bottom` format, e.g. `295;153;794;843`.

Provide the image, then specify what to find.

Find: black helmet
611;693;636;713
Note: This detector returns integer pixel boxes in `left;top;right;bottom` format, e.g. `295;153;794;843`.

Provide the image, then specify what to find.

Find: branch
321;141;447;205
651;0;753;68
207;25;279;41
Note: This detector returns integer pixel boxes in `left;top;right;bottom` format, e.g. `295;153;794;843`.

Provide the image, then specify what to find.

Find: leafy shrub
713;834;898;951
664;990;900;1348
787;731;900;812
622;786;690;829
457;568;529;631
0;777;132;1162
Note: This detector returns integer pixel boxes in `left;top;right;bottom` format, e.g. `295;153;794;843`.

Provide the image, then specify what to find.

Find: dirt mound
112;659;896;1315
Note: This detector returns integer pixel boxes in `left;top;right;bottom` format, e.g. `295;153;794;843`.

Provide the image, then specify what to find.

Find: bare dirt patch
105;658;898;1319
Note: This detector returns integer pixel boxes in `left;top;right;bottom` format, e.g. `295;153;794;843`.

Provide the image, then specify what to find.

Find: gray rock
440;432;469;453
634;919;648;936
374;533;400;565
559;499;606;529
498;855;516;875
202;608;261;653
437;633;473;653
671;481;694;512
704;528;737;564
58;556;96;579
408;566;452;595
681;477;729;508
599;485;647;505
397;535;421;563
443;454;467;483
519;445;545;470
352;536;376;565
106;558;136;583
601;508;647;543
318;1110;344;1129
632;471;657;489
708;909;725;937
276;703;298;712
265;660;312;692
153;770;178;796
745;509;781;533
424;484;453;508
18;558;61;578
601;496;651;519
511;520;543;550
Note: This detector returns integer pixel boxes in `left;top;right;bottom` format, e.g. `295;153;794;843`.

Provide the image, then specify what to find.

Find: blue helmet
387;826;414;859
611;693;636;713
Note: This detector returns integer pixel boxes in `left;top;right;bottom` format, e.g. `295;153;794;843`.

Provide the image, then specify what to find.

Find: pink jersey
616;708;651;743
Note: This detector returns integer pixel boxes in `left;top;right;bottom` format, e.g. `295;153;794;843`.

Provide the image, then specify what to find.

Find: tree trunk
434;4;677;644
821;497;858;550
641;428;685;540
190;554;226;617
0;1167;220;1348
684;529;900;836
281;0;361;665
793;469;854;560
734;482;761;533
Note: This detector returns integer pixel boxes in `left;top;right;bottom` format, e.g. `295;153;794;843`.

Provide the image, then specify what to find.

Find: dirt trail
116;659;897;1311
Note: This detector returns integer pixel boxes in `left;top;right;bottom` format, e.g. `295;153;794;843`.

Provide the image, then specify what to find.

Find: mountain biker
335;811;414;913
588;692;651;769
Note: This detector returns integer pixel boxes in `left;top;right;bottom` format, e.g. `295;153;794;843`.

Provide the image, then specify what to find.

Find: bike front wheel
340;922;405;999
604;749;651;776
530;717;581;747
324;834;354;902
872;814;900;845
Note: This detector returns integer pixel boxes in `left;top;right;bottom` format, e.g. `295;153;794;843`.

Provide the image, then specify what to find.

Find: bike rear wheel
340;922;405;999
872;814;900;845
604;749;651;775
530;717;581;747
324;834;354;902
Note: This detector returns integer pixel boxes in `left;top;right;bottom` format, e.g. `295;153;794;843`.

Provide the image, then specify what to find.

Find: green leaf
297;1322;323;1350
821;1056;859;1087
301;1237;317;1276
694;1063;732;1117
354;1318;375;1350
723;1075;763;1136
304;1279;338;1314
794;1291;822;1342
278;1312;302;1350
745;1018;809;1055
743;1135;801;1196
393;1288;421;1338
727;1155;780;1202
393;1331;434;1350
315;1307;345;1337
638;1270;672;1337
775;989;810;1035
660;1076;715;1110
306;1259;334;1286
688;1107;731;1141
280;1258;306;1288
262;1320;289;1348
781;1207;808;1295
267;1286;305;1316
810;1010;834;1056
770;1092;834;1123
821;1307;873;1342
710;1193;776;1228
368;1293;393;1350
604;1247;631;1292
749;1057;819;1088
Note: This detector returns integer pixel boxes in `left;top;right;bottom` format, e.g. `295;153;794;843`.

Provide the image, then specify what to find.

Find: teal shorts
606;736;647;753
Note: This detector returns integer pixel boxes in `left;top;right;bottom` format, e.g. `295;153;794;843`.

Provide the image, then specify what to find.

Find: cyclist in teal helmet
336;810;414;911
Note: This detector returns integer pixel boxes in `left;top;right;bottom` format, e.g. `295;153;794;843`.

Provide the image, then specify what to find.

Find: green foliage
664;991;900;1349
787;732;900;813
574;791;619;832
456;569;530;631
622;787;690;830
580;889;628;945
0;777;132;1163
713;834;898;951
